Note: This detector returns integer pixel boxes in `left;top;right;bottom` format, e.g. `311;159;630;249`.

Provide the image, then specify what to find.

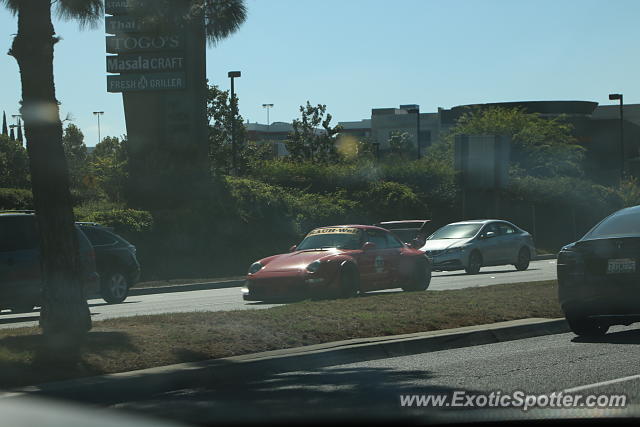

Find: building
337;101;640;184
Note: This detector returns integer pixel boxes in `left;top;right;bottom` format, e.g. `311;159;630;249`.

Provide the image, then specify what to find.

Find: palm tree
2;0;246;341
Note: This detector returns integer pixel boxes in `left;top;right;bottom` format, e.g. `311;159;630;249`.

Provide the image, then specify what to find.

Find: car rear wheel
465;251;482;275
566;313;609;337
403;259;431;291
339;267;359;298
101;272;129;304
515;247;531;271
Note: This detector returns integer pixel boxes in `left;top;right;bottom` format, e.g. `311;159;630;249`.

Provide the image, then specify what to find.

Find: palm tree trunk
9;0;91;339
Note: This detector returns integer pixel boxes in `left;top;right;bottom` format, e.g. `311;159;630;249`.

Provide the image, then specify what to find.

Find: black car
557;205;640;337
76;223;141;304
0;212;100;312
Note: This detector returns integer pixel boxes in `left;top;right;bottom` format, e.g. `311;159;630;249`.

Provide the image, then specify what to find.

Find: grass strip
0;280;561;388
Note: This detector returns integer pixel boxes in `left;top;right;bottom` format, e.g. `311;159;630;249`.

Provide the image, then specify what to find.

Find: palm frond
0;0;20;15
202;0;247;46
55;0;104;28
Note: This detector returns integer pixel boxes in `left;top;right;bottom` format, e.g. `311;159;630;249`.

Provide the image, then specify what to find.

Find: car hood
419;238;471;252
261;249;343;272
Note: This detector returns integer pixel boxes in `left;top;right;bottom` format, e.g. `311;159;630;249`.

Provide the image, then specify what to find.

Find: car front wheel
339;267;359;298
465;251;482;275
101;272;130;304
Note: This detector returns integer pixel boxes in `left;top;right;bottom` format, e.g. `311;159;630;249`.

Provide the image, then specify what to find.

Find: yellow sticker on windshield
307;227;359;236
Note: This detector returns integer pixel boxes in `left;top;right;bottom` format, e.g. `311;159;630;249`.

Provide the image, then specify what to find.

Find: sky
0;0;639;146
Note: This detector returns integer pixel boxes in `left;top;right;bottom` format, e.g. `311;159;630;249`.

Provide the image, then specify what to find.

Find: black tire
465;251;482;275
339;267;359;298
515;247;531;271
101;272;130;304
402;259;431;291
566;313;609;337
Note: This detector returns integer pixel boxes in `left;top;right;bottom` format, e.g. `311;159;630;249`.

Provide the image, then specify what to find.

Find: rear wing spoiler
375;220;431;233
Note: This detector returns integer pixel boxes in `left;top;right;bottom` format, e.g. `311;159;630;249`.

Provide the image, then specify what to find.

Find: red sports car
242;225;432;301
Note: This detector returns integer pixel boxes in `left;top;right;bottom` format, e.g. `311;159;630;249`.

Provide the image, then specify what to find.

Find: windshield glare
429;224;483;240
297;233;361;250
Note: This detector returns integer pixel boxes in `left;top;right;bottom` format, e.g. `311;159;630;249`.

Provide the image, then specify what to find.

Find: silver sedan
418;220;536;274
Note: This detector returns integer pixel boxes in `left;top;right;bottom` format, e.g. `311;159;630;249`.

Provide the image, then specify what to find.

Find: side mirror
362;241;376;251
483;231;497;239
289;245;297;252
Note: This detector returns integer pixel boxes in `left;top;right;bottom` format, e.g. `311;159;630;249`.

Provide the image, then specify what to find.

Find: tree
442;107;585;178
89;136;129;203
16;118;23;143
62;123;88;189
286;102;343;163
1;111;7;136
2;0;103;340
388;131;413;159
0;134;29;188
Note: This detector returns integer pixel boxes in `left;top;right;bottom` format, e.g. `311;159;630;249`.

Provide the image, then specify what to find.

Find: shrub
0;188;33;210
77;208;153;234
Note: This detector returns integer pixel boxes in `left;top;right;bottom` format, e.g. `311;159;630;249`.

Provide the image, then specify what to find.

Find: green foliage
442;107;585;178
0;188;32;210
62;123;88;189
76;208;153;234
616;177;640;208
353;181;428;222
285;102;343;164
0;134;29;188
88;136;129;203
388;131;414;159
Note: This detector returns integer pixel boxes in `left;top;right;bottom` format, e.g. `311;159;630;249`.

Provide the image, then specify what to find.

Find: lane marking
563;374;640;393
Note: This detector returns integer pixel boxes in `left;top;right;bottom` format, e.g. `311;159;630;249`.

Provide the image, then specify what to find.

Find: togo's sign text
107;72;187;92
107;53;185;73
106;34;185;53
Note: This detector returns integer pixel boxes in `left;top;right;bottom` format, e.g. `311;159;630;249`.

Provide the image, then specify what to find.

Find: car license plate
607;258;636;274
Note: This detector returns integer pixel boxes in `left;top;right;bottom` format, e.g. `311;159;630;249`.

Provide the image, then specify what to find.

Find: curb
2;317;570;405
129;279;245;296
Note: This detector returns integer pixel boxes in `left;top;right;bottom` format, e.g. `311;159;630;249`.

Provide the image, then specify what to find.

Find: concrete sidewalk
2;317;569;405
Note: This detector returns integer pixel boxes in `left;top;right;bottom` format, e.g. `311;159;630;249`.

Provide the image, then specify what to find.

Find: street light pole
262;103;274;128
609;94;624;181
228;71;241;174
93;111;104;145
416;105;421;160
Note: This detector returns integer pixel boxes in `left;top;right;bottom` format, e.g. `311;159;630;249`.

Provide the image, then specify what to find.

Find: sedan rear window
584;209;640;239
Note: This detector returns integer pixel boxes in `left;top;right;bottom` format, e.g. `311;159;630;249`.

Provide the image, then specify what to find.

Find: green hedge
0;188;33;210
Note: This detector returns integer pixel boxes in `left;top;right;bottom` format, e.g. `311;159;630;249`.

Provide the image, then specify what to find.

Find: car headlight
248;262;263;275
306;260;321;273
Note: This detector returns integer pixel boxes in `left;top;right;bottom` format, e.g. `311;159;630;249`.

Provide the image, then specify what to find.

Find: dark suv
76;223;141;304
0;211;100;313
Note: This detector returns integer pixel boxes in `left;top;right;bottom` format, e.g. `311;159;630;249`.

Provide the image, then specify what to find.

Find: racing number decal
374;255;385;273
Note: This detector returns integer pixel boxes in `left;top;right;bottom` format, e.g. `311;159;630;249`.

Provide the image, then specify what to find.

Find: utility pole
228;71;241;173
93;111;104;145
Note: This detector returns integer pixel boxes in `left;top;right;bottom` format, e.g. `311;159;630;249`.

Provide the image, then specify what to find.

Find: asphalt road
117;324;640;424
0;259;557;330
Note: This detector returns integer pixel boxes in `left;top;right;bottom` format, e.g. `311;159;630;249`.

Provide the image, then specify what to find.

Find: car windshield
428;224;483;240
297;229;361;250
584;209;640;239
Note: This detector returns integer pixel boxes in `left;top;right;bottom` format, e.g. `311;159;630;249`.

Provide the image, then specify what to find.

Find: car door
358;228;392;290
0;216;41;304
496;222;521;263
476;222;502;265
382;231;406;288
